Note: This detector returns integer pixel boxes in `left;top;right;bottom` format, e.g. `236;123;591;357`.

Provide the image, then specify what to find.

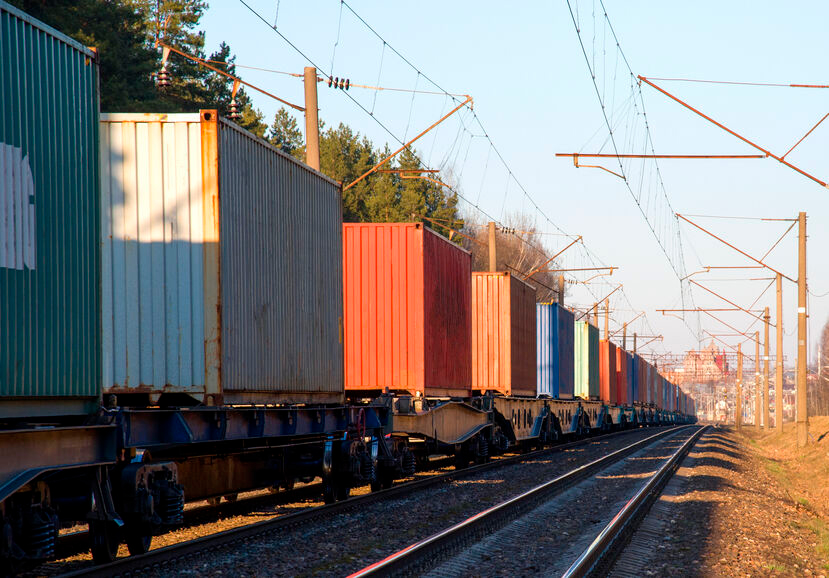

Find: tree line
13;0;568;292
11;0;459;232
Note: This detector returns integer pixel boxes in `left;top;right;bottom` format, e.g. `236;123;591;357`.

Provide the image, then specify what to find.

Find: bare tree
460;212;567;303
811;317;829;416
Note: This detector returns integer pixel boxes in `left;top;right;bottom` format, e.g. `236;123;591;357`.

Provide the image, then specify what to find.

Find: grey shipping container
100;111;344;405
1;2;101;418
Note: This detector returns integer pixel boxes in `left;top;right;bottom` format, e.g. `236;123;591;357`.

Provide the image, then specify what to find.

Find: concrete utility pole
763;307;770;430
633;333;637;355
755;331;761;428
488;222;497;273
797;211;808;447
604;299;610;340
736;343;743;430
592;303;599;328
622;322;628;350
558;275;565;307
776;273;784;432
303;67;320;171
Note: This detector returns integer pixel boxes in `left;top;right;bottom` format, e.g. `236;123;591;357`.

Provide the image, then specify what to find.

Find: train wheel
454;451;470;470
124;522;152;556
89;520;120;564
371;469;393;492
336;483;351;501
323;478;336;504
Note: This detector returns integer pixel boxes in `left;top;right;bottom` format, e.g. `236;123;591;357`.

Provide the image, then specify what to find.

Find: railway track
348;425;702;577
562;425;708;577
51;425;675;577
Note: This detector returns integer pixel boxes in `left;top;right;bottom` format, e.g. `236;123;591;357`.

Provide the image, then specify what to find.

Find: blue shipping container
537;303;574;398
626;352;635;404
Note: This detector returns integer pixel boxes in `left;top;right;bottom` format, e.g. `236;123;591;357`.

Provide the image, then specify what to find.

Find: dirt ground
627;418;829;577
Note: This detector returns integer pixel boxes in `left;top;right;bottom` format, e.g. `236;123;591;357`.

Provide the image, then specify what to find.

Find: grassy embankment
739;416;829;571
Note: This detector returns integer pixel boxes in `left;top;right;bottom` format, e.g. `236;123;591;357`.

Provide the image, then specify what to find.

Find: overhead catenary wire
641;76;829;89
235;0;664;350
565;0;699;342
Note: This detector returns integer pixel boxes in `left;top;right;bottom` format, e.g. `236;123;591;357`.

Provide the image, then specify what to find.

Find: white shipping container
100;111;344;405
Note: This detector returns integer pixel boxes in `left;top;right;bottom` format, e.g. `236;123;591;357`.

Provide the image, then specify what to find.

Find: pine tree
268;108;306;159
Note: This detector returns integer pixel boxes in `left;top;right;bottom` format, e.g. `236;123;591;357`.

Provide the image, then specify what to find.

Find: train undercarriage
0;396;691;572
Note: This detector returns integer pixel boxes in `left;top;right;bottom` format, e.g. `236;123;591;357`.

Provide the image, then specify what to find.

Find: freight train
0;3;694;571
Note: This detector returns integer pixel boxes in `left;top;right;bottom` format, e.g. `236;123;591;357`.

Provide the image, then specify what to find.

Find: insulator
334;77;339;87
157;65;170;89
338;78;345;89
328;77;333;88
228;98;241;121
345;79;350;90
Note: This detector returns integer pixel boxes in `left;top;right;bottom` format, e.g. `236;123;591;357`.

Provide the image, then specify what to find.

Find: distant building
677;341;728;385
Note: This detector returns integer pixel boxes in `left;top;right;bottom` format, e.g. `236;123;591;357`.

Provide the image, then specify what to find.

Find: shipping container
537;303;575;399
100;111;344;404
1;4;101;418
343;222;472;397
574;321;600;400
634;355;646;403
659;375;665;410
471;272;536;397
599;340;617;404
615;348;629;404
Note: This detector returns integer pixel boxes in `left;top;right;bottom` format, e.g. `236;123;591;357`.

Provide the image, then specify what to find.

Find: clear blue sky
202;0;828;369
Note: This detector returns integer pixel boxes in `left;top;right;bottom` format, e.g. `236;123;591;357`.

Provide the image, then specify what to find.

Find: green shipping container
0;2;101;417
574;321;599;400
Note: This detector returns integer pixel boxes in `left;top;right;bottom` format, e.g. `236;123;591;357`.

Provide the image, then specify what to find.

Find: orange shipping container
616;348;629;404
343;223;472;397
471;272;536;397
599;340;617;404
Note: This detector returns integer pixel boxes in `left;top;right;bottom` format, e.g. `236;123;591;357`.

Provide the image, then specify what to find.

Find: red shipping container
343;223;472;397
616;348;629;404
471;272;536;397
599;340;617;404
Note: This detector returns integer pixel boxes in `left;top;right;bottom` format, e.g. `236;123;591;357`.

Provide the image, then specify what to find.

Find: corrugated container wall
1;4;100;418
658;375;664;410
574;321;599;400
599;340;616;404
537;303;575;399
626;352;635;403
635;355;646;403
471;272;536;397
343;223;472;397
217;117;344;400
615;348;628;404
100;111;344;404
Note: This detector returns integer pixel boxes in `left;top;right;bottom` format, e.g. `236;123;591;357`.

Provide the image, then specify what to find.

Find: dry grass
739;416;829;570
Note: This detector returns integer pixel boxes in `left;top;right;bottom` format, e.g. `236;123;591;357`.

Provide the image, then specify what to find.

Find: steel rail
348;425;694;577
562;425;708;577
58;425;675;577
